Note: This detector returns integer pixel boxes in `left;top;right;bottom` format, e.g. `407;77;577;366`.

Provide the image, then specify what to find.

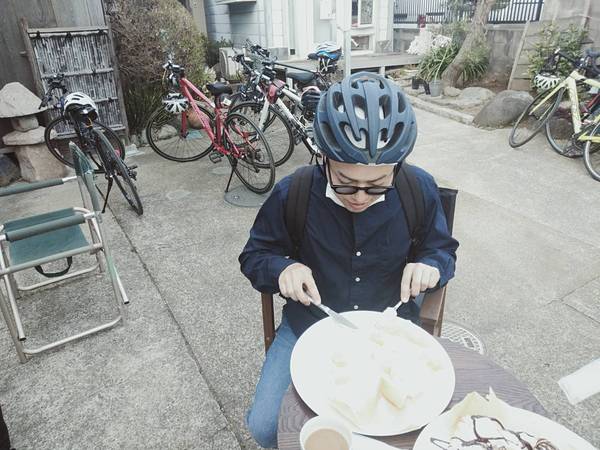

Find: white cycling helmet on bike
162;92;189;114
64;92;98;119
316;41;342;54
533;73;561;91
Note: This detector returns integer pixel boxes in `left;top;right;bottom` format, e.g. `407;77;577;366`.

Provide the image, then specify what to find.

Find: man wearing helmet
239;72;459;448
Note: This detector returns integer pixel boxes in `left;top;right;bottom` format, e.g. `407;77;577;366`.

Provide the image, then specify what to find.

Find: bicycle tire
584;120;600;181
544;89;600;157
509;87;564;148
146;103;214;162
224;112;275;194
94;129;143;215
45;117;125;170
229;101;294;167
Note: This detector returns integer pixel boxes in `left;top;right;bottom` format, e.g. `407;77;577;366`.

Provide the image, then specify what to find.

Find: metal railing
393;0;544;24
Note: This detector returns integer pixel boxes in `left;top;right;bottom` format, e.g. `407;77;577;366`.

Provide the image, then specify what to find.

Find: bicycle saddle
287;71;316;84
206;82;233;96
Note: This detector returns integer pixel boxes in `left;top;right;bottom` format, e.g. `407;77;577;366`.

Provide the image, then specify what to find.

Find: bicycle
509;48;600;149
42;74;126;170
40;74;143;215
145;58;275;194
227;42;328;166
540;49;600;158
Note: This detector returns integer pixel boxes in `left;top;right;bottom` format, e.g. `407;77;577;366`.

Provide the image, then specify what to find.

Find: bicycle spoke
584;121;600;181
510;88;563;148
229;101;294;167
147;105;214;162
224;113;275;193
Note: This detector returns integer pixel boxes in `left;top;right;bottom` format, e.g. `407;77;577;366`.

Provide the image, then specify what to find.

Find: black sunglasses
325;160;394;196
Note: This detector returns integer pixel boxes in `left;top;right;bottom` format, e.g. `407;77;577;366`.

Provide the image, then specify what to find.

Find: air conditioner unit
219;47;239;81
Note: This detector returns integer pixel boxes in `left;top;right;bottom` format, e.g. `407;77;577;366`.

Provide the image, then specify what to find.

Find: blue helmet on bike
313;72;417;165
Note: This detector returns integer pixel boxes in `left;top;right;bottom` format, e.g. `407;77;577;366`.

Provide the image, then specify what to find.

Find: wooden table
278;339;546;449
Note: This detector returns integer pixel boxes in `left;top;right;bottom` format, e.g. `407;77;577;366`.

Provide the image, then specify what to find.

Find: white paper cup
300;416;352;450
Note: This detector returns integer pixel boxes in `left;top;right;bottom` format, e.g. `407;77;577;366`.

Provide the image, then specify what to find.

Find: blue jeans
247;315;298;448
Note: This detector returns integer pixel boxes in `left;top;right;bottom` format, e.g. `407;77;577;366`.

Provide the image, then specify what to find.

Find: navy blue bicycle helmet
313;72;417;165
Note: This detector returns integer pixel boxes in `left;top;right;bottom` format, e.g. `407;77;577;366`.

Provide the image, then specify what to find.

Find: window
351;35;371;50
352;0;373;27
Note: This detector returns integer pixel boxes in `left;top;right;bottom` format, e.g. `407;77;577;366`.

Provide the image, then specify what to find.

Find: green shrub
461;36;490;83
108;0;215;135
417;36;488;83
528;23;588;80
418;43;459;81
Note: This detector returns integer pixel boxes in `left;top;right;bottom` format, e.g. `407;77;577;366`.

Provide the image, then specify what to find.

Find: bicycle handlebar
39;73;67;109
546;47;600;77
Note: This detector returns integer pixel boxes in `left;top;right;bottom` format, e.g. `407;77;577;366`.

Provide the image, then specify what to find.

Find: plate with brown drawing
413;390;596;450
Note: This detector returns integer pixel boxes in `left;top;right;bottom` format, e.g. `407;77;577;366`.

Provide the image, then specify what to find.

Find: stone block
444;86;461;97
0;82;46;117
13;143;67;181
0;154;20;186
473;90;533;128
10;115;39;132
2;126;46;146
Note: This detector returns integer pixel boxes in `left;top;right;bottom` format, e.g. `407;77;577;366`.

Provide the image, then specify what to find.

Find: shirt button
353;305;359;310
356;251;362;256
355;277;360;282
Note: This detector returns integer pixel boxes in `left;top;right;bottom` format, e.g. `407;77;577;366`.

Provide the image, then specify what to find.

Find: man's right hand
278;263;321;306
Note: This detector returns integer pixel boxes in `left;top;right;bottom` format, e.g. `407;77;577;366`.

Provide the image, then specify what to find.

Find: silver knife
310;298;359;330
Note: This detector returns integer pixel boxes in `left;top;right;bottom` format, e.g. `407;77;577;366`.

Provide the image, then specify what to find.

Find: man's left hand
400;262;440;303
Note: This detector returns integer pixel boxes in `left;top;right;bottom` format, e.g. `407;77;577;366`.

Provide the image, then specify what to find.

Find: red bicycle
145;58;275;194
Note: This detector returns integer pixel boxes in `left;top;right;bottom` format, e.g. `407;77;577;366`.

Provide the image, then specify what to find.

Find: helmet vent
390;122;404;143
332;91;344;112
344;124;366;148
377;129;390;149
397;92;406;113
352;95;367;119
380;96;390;119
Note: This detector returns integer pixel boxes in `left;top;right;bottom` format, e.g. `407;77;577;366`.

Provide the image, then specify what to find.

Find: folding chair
0;143;128;363
259;187;458;353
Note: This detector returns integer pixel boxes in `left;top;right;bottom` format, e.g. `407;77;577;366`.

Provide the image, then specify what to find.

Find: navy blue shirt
239;165;458;337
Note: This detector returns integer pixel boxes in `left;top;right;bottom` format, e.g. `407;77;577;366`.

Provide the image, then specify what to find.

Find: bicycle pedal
209;151;222;163
128;164;138;170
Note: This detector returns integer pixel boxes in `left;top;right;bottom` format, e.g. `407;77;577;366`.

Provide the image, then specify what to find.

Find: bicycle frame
534;70;600;142
178;77;250;158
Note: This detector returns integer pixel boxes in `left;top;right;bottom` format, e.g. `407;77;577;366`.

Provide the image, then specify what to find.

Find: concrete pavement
0;108;599;449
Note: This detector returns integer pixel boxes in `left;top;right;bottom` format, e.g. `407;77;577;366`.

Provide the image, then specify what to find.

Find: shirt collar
325;183;386;211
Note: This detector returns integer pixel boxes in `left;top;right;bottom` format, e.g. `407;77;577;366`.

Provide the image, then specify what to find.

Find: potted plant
417;40;457;97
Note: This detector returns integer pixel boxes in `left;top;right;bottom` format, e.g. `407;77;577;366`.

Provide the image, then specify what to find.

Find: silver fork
384;292;426;315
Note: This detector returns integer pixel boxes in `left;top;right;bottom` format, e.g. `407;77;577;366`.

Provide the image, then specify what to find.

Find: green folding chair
0;143;129;363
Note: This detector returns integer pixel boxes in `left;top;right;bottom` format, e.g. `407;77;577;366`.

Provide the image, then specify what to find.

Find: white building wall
204;1;232;41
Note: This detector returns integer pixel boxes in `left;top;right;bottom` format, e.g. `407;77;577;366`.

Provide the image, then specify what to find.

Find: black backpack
285;164;457;261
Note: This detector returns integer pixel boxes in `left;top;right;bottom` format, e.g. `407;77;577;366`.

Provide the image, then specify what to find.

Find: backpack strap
285;166;315;259
394;163;426;262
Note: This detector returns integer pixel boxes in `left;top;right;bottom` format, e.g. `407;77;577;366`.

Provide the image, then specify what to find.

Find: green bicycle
509;48;600;180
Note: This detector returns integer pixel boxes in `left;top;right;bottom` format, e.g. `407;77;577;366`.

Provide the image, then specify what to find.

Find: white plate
290;310;455;436
414;405;596;450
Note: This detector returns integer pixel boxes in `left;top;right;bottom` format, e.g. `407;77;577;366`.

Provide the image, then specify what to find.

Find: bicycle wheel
509;87;564;148
45;117;125;169
584;120;600;181
229;101;294;167
545;89;599;157
223;112;275;194
146;103;214;162
94;129;143;215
